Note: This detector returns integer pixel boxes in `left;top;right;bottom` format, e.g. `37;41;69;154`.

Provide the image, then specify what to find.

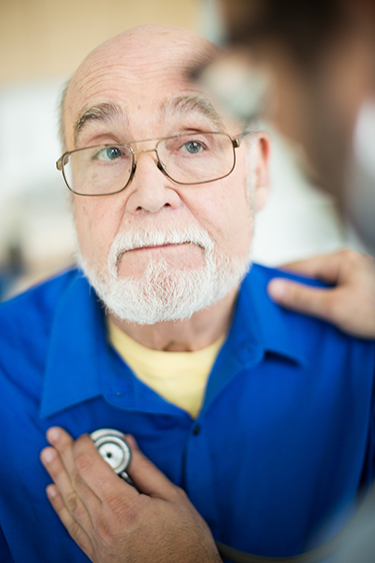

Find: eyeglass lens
62;132;235;196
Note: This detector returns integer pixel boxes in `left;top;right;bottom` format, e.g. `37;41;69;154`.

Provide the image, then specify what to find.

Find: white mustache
108;226;215;268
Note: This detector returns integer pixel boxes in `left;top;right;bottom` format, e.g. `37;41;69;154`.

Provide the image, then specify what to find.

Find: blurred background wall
0;0;358;300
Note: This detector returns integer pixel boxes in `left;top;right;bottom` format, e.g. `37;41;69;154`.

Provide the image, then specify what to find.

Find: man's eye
95;147;124;161
181;141;204;154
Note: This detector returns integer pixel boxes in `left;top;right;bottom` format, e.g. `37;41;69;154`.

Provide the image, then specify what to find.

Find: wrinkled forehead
63;29;229;147
73;95;228;147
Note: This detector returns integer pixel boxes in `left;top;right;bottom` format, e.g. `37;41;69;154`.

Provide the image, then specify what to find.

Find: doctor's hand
267;249;375;339
40;428;221;563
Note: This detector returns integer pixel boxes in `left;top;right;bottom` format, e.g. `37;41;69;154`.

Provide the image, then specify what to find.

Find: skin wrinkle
72;95;227;150
164;95;226;132
61;26;221;151
79;39;218;82
59;82;250;154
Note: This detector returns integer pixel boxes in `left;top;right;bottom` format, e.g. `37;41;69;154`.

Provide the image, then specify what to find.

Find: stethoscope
91;428;366;563
90;429;135;487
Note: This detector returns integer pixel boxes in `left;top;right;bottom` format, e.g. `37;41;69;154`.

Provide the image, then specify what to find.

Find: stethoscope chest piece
90;428;133;484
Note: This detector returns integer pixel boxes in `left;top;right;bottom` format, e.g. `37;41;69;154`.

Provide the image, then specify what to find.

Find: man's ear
253;131;271;211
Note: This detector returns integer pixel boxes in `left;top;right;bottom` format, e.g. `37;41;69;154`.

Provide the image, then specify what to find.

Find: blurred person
0;24;374;563
196;0;375;351
215;0;375;244
206;1;375;560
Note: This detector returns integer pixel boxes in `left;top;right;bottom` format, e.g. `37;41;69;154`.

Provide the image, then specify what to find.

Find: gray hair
58;78;71;150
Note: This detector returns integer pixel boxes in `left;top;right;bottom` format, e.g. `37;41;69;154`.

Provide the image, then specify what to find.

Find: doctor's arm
267;249;375;339
40;428;221;563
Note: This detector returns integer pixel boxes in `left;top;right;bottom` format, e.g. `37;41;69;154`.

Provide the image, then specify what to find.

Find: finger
41;446;76;500
46;427;76;475
267;279;335;322
46;484;94;560
45;428;101;513
125;435;183;500
40;446;96;530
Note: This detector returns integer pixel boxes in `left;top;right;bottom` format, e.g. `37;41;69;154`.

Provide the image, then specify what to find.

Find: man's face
63;26;269;323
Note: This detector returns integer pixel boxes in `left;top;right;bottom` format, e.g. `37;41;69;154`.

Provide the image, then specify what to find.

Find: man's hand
40;428;221;563
267;249;375;339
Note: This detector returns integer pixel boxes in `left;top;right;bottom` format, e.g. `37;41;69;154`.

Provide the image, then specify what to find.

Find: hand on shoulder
267;249;375;339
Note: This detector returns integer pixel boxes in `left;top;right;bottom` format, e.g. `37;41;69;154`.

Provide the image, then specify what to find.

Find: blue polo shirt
0;264;374;563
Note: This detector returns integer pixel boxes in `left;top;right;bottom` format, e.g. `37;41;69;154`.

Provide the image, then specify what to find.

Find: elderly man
0;25;374;563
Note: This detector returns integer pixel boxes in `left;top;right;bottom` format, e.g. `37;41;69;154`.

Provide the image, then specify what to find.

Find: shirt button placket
185;421;218;534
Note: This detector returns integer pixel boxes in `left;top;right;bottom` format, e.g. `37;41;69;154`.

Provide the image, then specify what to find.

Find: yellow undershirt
107;319;224;419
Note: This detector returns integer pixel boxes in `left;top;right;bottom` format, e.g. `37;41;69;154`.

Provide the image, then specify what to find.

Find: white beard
77;224;252;325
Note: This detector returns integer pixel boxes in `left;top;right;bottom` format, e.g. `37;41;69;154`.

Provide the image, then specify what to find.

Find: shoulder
240;262;331;321
0;268;84;359
0;267;81;323
245;262;330;291
241;263;375;359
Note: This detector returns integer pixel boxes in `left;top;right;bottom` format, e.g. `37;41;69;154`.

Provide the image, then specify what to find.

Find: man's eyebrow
73;102;125;145
164;95;225;131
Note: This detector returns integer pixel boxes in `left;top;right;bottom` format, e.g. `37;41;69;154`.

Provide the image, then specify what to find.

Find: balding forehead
63;26;223;146
73;25;220;82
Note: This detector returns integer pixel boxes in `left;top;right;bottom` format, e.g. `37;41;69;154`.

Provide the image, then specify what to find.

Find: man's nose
125;150;181;214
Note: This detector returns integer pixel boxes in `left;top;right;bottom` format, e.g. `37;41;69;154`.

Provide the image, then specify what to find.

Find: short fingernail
46;485;57;498
41;448;56;464
47;427;61;444
268;279;286;300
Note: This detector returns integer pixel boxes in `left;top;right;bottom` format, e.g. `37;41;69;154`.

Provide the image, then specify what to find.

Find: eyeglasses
56;131;244;197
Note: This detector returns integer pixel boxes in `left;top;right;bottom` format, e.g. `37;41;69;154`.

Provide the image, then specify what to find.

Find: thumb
267;278;334;322
125;435;180;500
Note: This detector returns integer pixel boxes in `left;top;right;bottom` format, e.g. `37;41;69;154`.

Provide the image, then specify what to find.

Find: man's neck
107;286;239;352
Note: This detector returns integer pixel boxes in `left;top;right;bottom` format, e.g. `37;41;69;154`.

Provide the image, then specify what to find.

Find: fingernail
41;448;56;464
47;427;61;444
268;279;286;300
46;485;57;498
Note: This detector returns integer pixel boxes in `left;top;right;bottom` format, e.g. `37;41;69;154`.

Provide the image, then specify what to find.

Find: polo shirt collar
223;265;307;369
40;265;306;419
40;273;106;419
202;265;306;411
241;264;307;365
